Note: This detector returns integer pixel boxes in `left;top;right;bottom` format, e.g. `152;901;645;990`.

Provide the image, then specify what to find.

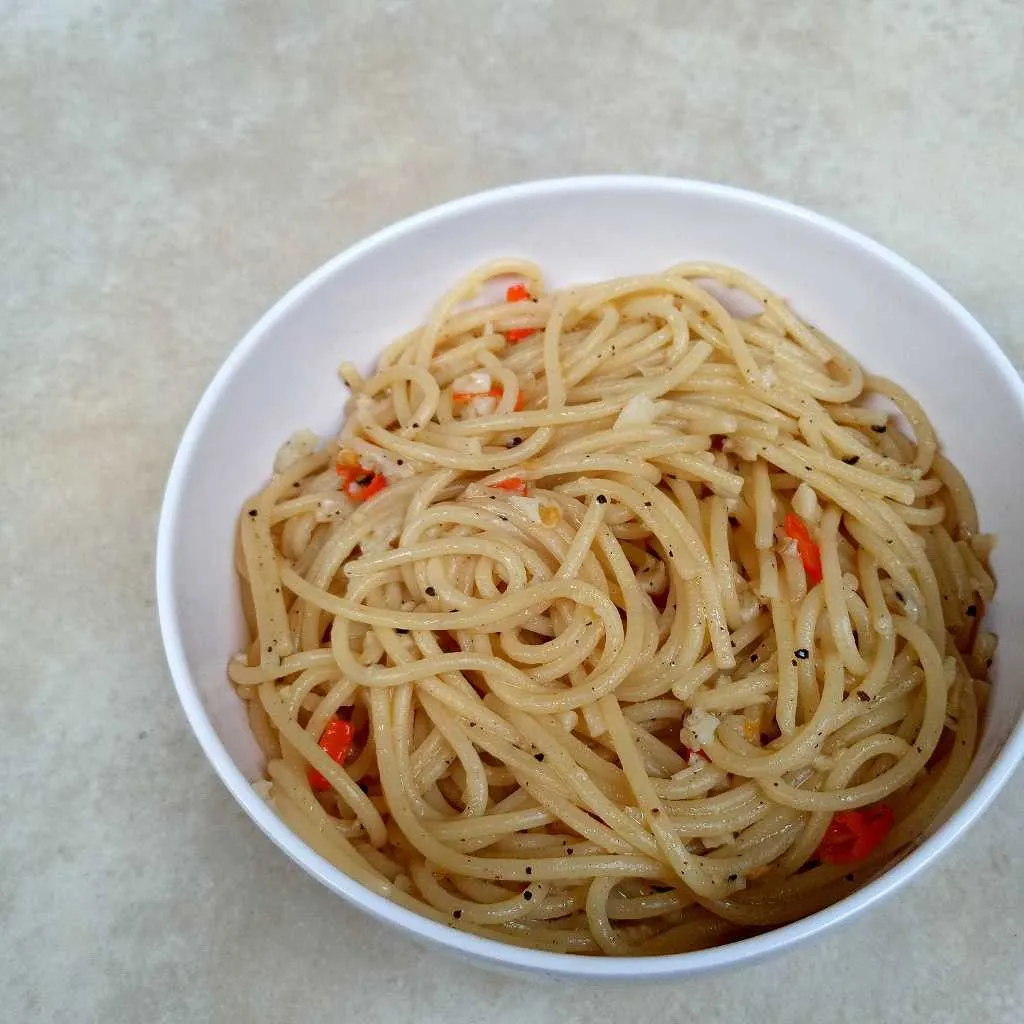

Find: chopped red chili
506;283;531;302
491;477;529;496
336;463;387;502
452;386;524;411
815;804;894;864
504;327;537;343
783;512;823;586
308;718;356;791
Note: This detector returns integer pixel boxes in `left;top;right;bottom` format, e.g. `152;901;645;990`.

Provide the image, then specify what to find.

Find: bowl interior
158;177;1024;976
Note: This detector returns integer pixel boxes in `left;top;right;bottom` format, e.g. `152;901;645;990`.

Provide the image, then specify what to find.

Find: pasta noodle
230;259;995;955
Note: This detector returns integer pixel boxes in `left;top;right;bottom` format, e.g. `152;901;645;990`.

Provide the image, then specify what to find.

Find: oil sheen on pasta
230;259;995;956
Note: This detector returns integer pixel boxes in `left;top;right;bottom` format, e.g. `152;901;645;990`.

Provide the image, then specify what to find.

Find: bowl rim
156;174;1024;978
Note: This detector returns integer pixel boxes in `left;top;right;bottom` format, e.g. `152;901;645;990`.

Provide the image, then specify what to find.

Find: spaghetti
230;260;995;955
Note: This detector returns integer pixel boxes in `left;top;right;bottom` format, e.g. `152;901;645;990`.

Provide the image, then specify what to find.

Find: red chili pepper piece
503;285;535;340
452;386;524;411
505;327;537;343
335;464;361;486
815;804;894;864
336;462;388;502
308;718;356;792
353;473;387;501
492;477;529;496
784;512;823;586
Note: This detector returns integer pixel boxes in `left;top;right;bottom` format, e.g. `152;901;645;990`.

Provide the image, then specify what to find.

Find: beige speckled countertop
2;1;1022;1021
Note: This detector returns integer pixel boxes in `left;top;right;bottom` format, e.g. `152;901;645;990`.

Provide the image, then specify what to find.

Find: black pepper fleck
248;509;258;517
791;659;798;667
565;847;574;855
857;690;870;702
728;873;738;882
794;648;809;660
750;653;759;662
506;437;523;448
523;890;533;901
525;866;533;875
453;909;463;920
871;424;887;433
842;456;860;465
596;494;607;504
534;753;545;762
966;604;977;617
425;587;436;596
395;628;409;635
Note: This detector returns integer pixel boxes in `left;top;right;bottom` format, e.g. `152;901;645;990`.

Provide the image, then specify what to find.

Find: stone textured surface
1;1;1022;1021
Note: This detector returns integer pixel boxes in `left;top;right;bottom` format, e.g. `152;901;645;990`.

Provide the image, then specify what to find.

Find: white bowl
156;176;1024;979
